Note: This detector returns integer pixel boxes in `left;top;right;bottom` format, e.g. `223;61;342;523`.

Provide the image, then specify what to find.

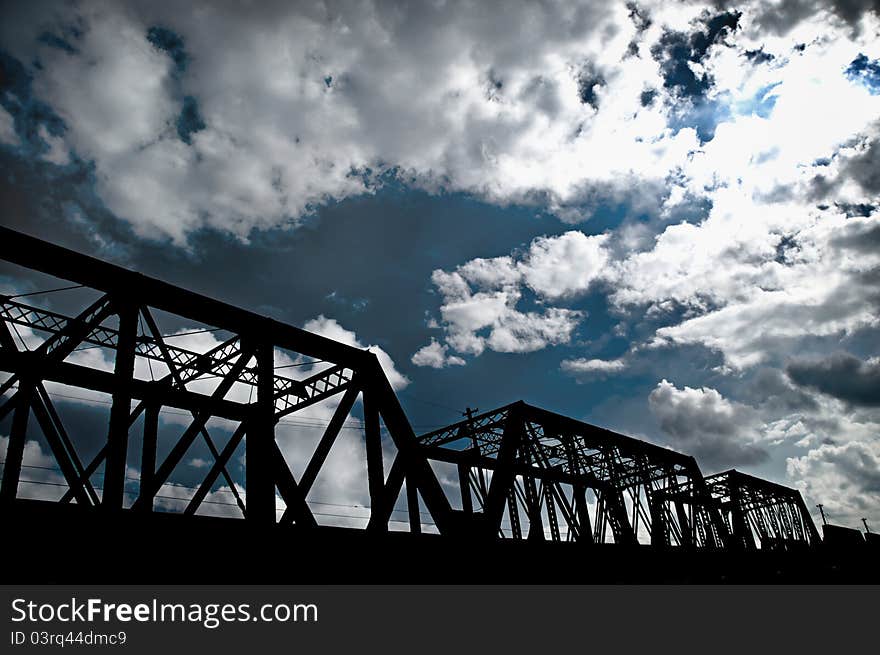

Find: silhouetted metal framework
701;470;820;551
0;226;454;533
0;226;830;558
417;402;733;549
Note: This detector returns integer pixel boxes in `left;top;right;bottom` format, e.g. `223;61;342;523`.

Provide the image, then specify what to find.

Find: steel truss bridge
0;226;875;583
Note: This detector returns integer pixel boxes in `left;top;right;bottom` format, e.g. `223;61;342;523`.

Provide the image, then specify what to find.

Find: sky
0;0;879;533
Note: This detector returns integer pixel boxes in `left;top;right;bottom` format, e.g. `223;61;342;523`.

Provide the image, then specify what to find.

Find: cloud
518;232;610;299
303;314;409;390
751;0;880;35
0;104;17;145
37;124;69;165
787;439;880;527
0;0;744;242
651;9;741;101
744;367;820;413
625;210;880;371
0;435;67;502
648;379;768;470
411;339;466;369
786;352;880;407
841;127;880;193
560;357;626;377
421;230;609;362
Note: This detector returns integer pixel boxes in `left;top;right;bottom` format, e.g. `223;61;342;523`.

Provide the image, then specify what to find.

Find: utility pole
816;504;827;525
862;518;871;533
462;406;487;499
462;407;479;448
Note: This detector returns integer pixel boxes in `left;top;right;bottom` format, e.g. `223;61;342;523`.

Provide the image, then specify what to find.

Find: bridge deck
4;500;877;583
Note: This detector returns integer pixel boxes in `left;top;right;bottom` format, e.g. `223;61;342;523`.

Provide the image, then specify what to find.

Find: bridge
0;226;876;582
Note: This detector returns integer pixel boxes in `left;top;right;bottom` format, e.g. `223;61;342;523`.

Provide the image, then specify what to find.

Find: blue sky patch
146;26;188;72
845;53;880;94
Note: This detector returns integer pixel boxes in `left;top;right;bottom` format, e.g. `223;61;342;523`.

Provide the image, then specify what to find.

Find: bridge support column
102;301;137;510
247;342;276;525
0;379;33;504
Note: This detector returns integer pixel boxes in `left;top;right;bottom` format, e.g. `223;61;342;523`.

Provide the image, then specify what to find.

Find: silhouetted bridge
0;227;876;582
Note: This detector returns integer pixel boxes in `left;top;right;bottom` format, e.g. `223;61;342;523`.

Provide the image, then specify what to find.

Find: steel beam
247;342;276;525
0;227;373;368
0;379;32;504
102;301;138;509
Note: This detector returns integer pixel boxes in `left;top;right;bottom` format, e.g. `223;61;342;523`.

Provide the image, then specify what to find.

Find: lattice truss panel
0;227;822;550
0;227;455;534
419;402;735;549
702;470;821;550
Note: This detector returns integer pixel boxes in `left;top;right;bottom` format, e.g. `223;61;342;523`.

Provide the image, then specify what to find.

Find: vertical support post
525;477;544;541
363;388;385;530
0;380;33;504
368;356;455;535
595;493;607;543
102;301;137;509
729;473;756;550
507;488;522;539
688;458;731;549
798;494;821;545
458;462;473;515
484;403;525;538
643;468;667;548
543;483;561;542
605;487;637;545
139;401;159;513
573;484;594;544
247;342;275;524
675;498;693;548
406;478;421;534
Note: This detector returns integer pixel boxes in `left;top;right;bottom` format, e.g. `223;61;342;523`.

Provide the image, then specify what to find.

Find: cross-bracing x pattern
702;470;820;551
417;402;734;548
0;227;822;551
0;226;457;535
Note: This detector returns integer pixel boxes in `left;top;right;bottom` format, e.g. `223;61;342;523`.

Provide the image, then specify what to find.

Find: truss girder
702;470;821;550
0;226;453;535
0;226;822;553
418;401;735;549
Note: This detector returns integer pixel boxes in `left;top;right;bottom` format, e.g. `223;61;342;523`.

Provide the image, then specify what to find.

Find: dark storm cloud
842;133;880;193
746;367;821;412
752;0;880;34
786;352;880;406
831;214;880;252
824;0;880;25
805;173;840;201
